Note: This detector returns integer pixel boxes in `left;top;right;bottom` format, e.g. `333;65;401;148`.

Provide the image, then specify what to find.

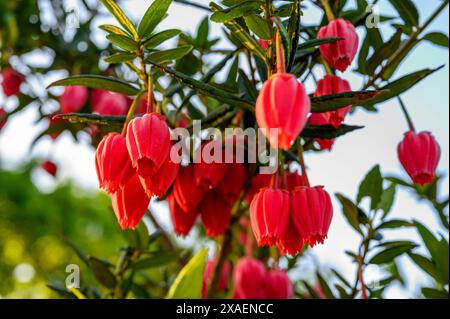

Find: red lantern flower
194;141;229;190
265;269;294;299
277;218;305;256
111;174;150;229
314;75;352;128
173;165;204;212
41;160;58;177
168;194;198;236
202;259;231;298
233;257;267;299
139;155;180;198
200;191;232;237
126;113;170;178
290;186;333;247
60;86;88;114
397;131;441;186
93;91;129;116
95;132;135;194
318;18;359;72
0;108;7;130
216;163;247;203
250;187;290;246
1;68;24;97
256;73;311;151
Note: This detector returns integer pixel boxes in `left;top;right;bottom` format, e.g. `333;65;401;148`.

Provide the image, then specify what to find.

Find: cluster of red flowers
168;142;247;237
248;171;333;256
95;113;175;229
201;257;293;299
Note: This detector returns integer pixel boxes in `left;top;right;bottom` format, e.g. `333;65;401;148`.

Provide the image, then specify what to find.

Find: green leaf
408;253;444;283
47;284;75;299
297;37;342;52
48;75;139;96
210;1;259;23
336;194;362;234
107;34;139;51
195;17;210;49
380;39;420;80
369;243;416;264
317;273;335;299
51;113;124;127
104;52;136;64
147;61;254;111
143;29;181;49
64;238;89;266
244;13;273;40
166;248;208;298
435;239;449;284
357;165;383;210
377;183;397;217
387;0;419;27
423;32;449;48
146;45;193;64
88;256;117;289
422;288;449;299
376;219;413;230
100;0;138;39
99;24;128;36
301;124;363;139
366;28;402;75
311;90;386;113
367;67;443;107
210;3;266;62
414;220;440;260
138;0;172;39
131;252;177;270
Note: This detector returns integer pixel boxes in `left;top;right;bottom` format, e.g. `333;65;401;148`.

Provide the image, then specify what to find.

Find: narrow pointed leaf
138;0;173;39
48;75;140;95
100;0;138;39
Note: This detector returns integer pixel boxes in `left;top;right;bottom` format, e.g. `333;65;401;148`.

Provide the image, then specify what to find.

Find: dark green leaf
366;28;402;75
104;52;136;64
357;165;383;210
106;34;139;51
423;32;449;48
88;256;117;288
301;124;363;139
244;13;273;40
196;17;210;48
138;0;173;38
408;253;444;283
369;243;416;264
414;220;440;260
145;45;193;64
131;252;177;270
377;183;397;216
210;1;259;23
48;75;140;96
297;37;342;51
422;288;449;299
376;219;413;230
336;194;362;234
143;29;181;49
387;0;419;27
317;273;335;299
311;90;386;113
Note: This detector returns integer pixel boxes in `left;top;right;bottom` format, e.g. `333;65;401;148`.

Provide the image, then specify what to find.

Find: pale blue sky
0;0;448;298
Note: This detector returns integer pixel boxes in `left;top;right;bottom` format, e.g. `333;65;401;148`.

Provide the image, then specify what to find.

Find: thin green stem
297;139;310;187
122;90;146;135
321;0;335;21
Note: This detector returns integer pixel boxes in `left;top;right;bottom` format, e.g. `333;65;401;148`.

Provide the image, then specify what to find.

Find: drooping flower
48;113;65;140
111;174;150;229
202;259;231;298
95;132;135;194
1;68;24;97
397;131;441;186
173;165;204;212
244;173;276;203
314;75;352;128
139;154;180;198
194;141;229;190
318;18;359;72
92;90;129;116
168;194;198;236
200;191;232;237
41;160;58;177
250;187;290;246
265;269;294;299
277;218;305;256
126;113;170;178
216;163;247;203
290;186;333;247
233;257;267;299
60;86;88;113
256;73;311;151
